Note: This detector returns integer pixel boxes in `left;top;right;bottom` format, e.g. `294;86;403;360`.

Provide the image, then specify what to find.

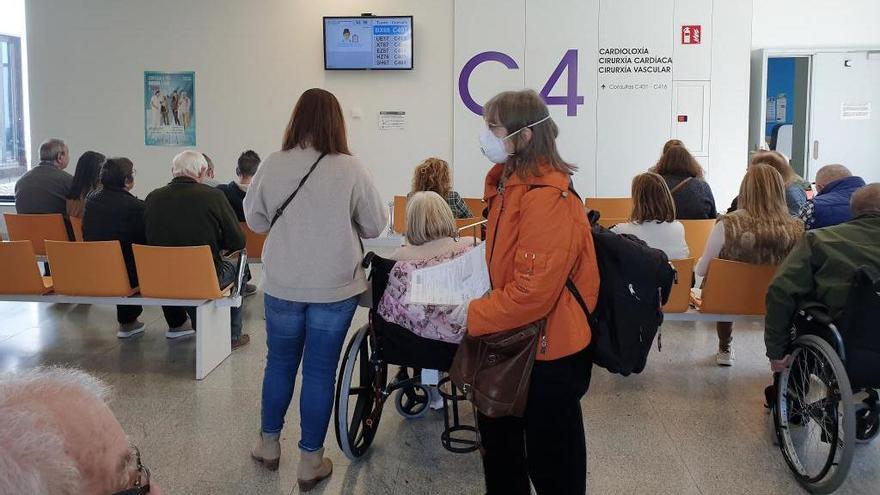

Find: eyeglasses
111;445;151;495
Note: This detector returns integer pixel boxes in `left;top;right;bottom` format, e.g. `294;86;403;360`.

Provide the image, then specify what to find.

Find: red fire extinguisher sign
681;25;701;45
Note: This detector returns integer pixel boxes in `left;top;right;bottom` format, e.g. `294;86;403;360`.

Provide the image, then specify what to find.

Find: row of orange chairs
3;213;267;260
0;240;234;300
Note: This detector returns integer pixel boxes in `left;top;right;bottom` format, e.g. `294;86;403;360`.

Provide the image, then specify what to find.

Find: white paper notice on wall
379;110;406;130
841;102;872;120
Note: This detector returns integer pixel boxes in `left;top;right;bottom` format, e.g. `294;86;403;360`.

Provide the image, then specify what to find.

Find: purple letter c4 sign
458;51;520;116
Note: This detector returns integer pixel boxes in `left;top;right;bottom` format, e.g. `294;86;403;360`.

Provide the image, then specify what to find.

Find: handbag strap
669;177;693;195
270;152;327;229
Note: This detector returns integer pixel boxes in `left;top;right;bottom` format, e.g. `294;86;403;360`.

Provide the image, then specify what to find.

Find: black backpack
566;210;676;376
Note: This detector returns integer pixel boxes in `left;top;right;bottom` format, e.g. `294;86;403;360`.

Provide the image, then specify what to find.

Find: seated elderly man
797;164;866;230
765;183;880;372
144;150;249;349
0;368;163;494
14;138;73;216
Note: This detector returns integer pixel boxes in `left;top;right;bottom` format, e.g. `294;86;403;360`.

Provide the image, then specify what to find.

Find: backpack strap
566;278;597;329
669;177;693;195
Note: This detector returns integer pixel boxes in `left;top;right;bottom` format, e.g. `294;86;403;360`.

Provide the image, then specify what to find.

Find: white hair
172;150;207;178
0;368;110;495
39;138;67;163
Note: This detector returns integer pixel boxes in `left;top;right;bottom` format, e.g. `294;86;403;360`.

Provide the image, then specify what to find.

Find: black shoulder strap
270;152;327;229
566;278;596;327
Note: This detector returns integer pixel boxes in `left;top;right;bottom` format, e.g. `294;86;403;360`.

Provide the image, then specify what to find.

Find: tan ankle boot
251;433;280;471
297;447;333;492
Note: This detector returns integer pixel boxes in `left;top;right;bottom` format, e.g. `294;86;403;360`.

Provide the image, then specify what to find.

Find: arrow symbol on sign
601;84;606;89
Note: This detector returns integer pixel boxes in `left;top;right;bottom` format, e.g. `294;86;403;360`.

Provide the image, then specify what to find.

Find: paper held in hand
407;243;491;306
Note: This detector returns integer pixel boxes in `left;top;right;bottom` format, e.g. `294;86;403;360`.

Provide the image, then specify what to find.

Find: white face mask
479;115;551;164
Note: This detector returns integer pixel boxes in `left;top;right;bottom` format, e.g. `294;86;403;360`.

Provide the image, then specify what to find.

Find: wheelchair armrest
362;251;376;269
798;303;834;327
230;249;248;296
795;302;846;363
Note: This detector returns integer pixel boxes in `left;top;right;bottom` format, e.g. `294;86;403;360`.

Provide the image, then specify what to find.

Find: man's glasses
111;445;151;495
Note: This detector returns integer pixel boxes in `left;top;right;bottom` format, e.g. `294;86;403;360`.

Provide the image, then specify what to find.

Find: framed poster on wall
144;71;195;146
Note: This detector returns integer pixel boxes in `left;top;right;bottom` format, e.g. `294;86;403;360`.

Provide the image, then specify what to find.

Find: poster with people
144;71;195;146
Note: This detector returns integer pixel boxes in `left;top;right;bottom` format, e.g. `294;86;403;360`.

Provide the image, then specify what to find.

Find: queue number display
324;16;413;70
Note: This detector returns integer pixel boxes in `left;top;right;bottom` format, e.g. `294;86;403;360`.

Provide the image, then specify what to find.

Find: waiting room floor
1;265;878;494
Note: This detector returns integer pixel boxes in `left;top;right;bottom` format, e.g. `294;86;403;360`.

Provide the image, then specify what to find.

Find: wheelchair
333;252;478;461
772;266;880;494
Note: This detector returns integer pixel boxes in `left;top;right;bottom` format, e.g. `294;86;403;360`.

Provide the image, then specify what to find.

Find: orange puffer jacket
467;163;600;361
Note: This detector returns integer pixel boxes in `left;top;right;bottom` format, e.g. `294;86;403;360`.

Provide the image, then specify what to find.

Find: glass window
0;34;26;200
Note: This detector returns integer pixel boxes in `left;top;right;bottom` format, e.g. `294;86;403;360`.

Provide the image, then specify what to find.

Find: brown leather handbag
449;319;545;418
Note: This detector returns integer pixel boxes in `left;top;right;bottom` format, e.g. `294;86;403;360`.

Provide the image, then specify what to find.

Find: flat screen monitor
323;16;413;70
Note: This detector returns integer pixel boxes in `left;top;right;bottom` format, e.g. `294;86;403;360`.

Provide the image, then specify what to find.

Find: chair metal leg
195;301;232;380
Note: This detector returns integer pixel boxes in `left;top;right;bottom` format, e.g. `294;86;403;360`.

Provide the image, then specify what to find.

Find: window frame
0;33;26;203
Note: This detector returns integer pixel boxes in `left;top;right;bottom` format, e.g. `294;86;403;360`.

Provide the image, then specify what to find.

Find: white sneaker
166;317;195;339
428;386;444;411
117;321;145;339
716;348;735;367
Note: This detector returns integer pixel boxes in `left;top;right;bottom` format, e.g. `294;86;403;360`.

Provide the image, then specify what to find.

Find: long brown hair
662;139;684;155
750;150;801;187
630;172;676;223
483;89;575;178
653;145;704;179
282;88;350;155
411;157;451;199
738;164;789;220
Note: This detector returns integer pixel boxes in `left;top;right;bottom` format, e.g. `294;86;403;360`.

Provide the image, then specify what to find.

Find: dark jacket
811;176;866;229
217;181;246;222
14;163;73;215
765;213;880;359
662;175;717;219
144;177;245;270
82;187;147;287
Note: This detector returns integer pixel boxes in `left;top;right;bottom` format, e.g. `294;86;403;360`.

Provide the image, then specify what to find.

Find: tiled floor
1;266;878;494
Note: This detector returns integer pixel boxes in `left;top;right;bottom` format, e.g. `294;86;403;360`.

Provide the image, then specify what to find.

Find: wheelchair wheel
774;335;856;494
334;324;388;461
855;400;880;443
394;383;430;419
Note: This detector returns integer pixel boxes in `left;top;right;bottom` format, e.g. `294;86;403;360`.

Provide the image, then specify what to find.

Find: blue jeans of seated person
261;293;359;452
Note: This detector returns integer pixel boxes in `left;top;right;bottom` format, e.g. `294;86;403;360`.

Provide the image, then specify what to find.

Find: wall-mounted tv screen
323;16;413;70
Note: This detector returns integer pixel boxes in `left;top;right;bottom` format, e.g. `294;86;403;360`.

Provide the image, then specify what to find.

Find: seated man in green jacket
145;150;249;349
765;183;880;372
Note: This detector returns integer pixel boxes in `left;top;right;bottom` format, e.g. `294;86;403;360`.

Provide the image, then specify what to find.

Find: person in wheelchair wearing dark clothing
764;183;880;372
763;183;880;493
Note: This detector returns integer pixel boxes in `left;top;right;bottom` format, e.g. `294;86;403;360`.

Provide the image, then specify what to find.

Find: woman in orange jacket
452;89;600;494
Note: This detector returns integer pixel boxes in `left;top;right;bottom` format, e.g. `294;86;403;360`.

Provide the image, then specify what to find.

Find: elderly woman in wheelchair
763;184;880;494
333;191;481;460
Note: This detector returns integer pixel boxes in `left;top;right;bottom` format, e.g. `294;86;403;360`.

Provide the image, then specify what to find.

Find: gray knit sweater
244;147;387;303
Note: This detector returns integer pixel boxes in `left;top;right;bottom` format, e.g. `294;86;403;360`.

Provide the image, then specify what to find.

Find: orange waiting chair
680;219;716;259
4;213;69;256
132;245;231;300
663;258;695;313
69;216;84;242
0;241;53;294
462;197;486;218
240;222;266;262
393;195;408;234
45;240;136;297
584;197;633;219
698;259;778;315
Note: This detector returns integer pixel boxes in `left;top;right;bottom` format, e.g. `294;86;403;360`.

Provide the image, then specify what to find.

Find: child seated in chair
377;191;479;343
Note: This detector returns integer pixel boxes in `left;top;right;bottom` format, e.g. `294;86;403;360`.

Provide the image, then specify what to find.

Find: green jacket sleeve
764;235;815;359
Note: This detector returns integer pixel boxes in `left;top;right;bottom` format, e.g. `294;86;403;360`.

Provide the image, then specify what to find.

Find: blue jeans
261;293;359;452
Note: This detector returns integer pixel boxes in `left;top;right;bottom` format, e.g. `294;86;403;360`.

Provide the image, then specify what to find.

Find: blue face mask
478;115;552;164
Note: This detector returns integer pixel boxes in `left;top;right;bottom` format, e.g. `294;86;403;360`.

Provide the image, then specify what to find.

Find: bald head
851;183;880;216
815;164;852;190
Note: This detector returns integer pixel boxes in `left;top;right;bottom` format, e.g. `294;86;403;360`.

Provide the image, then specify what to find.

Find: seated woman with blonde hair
378;191;478;342
612;172;689;260
410;157;473;219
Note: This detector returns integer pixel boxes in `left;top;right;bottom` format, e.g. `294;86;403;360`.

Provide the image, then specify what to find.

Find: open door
748;49;768;151
808;51;880;182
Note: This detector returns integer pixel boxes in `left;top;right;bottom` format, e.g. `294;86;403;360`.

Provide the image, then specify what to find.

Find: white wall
24;0;452;207
752;0;880;48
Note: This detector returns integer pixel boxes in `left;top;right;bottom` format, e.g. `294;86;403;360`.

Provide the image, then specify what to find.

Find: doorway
750;49;880;183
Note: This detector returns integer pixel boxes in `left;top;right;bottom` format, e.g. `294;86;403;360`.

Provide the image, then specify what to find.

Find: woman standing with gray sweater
245;88;387;491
